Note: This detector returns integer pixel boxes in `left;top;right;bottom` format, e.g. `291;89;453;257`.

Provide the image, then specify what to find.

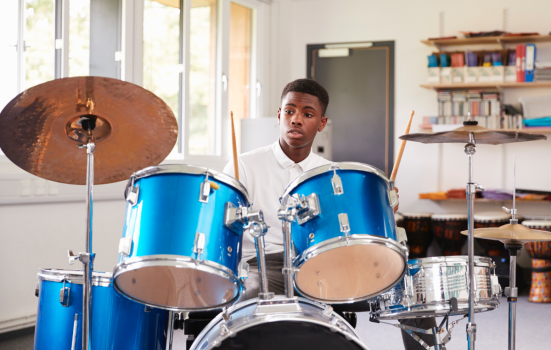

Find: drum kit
1;76;551;350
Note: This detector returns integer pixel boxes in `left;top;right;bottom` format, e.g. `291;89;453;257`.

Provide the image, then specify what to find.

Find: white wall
265;0;551;217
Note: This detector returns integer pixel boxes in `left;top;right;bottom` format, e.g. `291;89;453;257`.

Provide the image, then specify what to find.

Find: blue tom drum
113;165;250;311
281;162;407;303
34;269;170;350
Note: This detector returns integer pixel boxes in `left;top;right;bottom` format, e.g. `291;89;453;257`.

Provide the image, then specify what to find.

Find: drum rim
130;164;250;202
189;296;368;350
293;234;408;304
37;268;112;287
408;255;494;268
431;213;468;220
400;212;433;218
376;299;500;320
281;162;391;200
112;254;243;312
522;220;551;228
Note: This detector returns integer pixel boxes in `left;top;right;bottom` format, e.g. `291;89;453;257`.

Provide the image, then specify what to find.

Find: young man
223;78;434;350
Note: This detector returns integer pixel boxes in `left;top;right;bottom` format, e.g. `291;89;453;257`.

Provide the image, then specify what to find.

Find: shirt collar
272;139;315;170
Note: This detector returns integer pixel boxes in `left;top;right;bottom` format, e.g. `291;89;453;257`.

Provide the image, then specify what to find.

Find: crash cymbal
461;223;551;244
0;77;178;185
400;122;547;145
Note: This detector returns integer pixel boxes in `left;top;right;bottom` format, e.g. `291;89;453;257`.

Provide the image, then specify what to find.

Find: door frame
306;41;395;176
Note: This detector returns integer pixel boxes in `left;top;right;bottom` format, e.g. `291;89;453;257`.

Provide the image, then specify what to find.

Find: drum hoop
407;255;494;268
130;164;250;203
522;220;551;228
37;268;112;287
112;255;242;312
189;296;367;350
293;234;408;303
377;299;500;320
281;162;391;200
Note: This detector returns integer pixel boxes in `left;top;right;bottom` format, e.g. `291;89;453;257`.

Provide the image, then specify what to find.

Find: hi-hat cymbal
0;77;178;185
400;123;547;145
461;223;551;244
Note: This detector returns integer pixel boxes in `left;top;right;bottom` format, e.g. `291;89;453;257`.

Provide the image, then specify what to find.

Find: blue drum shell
120;172;248;278
289;169;397;254
34;271;169;350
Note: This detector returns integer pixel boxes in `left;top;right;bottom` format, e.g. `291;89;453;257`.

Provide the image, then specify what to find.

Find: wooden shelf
420;82;551;90
421;35;551;48
418;126;551;134
421;198;551;203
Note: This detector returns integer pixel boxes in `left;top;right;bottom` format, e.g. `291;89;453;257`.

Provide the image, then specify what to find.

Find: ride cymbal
461;223;551;244
0;77;178;185
400;123;547;145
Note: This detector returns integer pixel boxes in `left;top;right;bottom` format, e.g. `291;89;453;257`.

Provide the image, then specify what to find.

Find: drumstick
390;110;414;182
231;111;239;181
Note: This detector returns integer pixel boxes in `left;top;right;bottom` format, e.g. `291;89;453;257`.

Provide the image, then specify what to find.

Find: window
25;0;55;89
68;0;90;77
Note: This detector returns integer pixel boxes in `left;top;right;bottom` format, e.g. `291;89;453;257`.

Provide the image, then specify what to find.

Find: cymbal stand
464;130;484;350
243;212;270;299
278;202;299;298
67;120;97;350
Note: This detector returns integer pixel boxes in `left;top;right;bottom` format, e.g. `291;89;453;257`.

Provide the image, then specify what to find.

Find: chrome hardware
331;165;344;195
404;275;414;300
238;260;249;281
277;203;297;222
309;233;315;239
224;202;264;234
388;189;399;208
323;304;333;316
466;182;484;194
125;175;140;206
68;250;94;265
338;213;350;235
193;232;206;260
491;275;502;297
71;314;78;350
59;279;70;307
144;305;152;313
254;297;302;315
35;282;40;297
199;172;212;203
294;193;321;225
396;227;408;244
244;221;268;238
119;236;133;256
504;286;518;298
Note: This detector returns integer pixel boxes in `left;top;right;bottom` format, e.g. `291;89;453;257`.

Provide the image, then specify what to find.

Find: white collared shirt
223;140;331;261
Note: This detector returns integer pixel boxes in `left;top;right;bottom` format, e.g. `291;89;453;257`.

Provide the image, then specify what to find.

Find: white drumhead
473;211;510;222
522;220;551;229
431;213;468;220
400;212;432;218
394;213;403;221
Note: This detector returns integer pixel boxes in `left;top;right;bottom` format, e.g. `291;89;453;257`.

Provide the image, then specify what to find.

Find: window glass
25;0;55;89
143;0;181;156
228;2;252;154
189;0;218;155
69;0;90;77
0;1;19;111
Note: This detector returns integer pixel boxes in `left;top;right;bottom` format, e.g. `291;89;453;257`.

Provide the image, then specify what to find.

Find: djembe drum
523;220;551;303
401;213;432;258
395;213;404;228
431;214;468;255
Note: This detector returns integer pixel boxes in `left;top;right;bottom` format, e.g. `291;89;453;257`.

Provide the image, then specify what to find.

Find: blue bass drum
34;269;171;350
113;165;250;311
281;162;407;303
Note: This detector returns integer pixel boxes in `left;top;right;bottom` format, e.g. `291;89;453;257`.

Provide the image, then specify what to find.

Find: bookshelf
421;35;551;49
420;82;551;90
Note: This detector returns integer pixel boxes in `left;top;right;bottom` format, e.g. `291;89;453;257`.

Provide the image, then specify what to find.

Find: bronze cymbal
400;124;547;145
461;223;551;244
0;76;178;185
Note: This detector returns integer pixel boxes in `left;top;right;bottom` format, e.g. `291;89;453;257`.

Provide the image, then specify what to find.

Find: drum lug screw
228;246;232;253
309;233;315;239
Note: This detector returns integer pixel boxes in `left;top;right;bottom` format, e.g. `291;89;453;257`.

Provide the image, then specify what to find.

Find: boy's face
278;92;328;150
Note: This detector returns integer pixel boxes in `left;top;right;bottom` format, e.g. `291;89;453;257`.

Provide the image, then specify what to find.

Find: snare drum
431;214;468;256
281;162;407;303
372;256;501;319
189;296;368;350
113;165;250;311
523;220;551;303
34;269;170;350
401;213;433;258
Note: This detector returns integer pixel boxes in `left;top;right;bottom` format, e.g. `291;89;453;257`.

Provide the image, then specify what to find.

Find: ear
318;116;328;132
277;107;282;124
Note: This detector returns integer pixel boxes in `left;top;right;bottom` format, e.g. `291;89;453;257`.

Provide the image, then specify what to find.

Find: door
307;41;394;175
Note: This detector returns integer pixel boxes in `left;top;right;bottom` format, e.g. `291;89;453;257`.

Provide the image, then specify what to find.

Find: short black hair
280;79;329;116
